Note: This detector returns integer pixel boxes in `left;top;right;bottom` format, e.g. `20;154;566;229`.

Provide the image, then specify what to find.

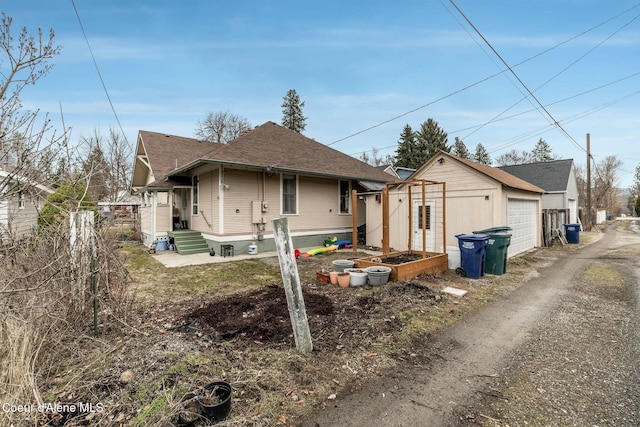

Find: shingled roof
168;121;393;182
133;131;219;188
497;159;574;192
438;152;545;193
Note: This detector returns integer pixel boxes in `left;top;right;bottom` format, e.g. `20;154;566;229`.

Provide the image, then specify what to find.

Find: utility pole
586;133;591;231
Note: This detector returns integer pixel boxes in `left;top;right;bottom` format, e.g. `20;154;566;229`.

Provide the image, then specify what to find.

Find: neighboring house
375;165;415;180
365;151;544;259
98;190;141;220
131;121;393;254
0;168;53;243
498;159;579;245
394;166;416;180
498;159;579;223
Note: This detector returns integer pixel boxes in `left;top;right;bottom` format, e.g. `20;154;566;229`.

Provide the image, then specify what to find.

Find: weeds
0;222;131;425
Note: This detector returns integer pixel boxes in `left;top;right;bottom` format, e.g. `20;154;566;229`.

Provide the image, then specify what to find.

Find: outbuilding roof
497;159;574;192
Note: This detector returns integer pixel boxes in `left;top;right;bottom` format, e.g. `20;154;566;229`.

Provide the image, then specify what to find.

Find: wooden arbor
351;178;449;281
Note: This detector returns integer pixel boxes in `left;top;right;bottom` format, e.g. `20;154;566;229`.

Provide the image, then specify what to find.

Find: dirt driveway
303;221;640;426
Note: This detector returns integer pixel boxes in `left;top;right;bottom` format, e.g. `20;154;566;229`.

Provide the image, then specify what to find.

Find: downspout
218;165;224;234
151;191;157;245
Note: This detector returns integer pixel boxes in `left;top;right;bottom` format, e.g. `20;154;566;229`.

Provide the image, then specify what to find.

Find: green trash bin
473;227;512;275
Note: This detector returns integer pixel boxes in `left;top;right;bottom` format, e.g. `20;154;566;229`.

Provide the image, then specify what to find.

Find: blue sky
3;0;640;188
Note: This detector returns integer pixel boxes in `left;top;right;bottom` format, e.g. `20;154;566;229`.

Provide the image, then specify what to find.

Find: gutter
164;158;390;184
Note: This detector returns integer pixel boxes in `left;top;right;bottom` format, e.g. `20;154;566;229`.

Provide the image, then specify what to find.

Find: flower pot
329;271;339;285
177;392;200;426
345;268;368;286
337;272;350;288
197;381;232;423
332;259;355;272
365;266;392;286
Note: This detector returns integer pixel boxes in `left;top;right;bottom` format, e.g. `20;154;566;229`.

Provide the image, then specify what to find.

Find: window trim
281;173;298;215
192;175;199;216
18;191;25;209
339;180;351;215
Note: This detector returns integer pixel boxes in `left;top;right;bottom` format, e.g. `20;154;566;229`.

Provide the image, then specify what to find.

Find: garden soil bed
356;250;448;281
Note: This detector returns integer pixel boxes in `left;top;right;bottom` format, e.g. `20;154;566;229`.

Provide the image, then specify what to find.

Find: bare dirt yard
23;221;639;427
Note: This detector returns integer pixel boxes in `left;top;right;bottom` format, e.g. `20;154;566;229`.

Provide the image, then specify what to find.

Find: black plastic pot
197;381;232;423
177;392;201;426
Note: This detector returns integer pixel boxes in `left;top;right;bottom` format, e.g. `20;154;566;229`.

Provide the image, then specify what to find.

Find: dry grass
1;228;560;426
0;224;132;425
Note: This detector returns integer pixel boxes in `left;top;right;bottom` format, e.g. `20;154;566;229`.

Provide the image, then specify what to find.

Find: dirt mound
185;285;334;344
177;281;442;352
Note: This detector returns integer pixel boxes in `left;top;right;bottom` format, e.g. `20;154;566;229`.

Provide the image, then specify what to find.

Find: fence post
272;217;313;353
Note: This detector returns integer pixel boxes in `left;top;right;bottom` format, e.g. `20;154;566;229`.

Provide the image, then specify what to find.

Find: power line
348;72;640;160
331;2;640;149
448;0;587;154
70;0;129;144
458;10;640;143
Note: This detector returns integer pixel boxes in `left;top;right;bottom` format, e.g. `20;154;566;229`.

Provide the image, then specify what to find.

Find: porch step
169;231;209;255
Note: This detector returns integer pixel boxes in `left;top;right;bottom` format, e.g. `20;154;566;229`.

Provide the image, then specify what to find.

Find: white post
70;211;95;305
272;217;313;353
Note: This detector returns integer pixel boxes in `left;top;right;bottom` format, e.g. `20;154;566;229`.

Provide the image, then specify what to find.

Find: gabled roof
0;168;54;194
497;159;574;192
168;121;393;182
426;152;544;193
132;131;218;188
395;166;416;180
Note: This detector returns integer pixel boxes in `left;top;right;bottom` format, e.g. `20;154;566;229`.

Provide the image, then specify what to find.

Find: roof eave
167;159;391;183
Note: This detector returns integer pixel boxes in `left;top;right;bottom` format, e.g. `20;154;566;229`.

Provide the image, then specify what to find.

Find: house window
192;176;199;215
282;174;297;214
18;191;25;209
339;180;350;214
417;205;431;230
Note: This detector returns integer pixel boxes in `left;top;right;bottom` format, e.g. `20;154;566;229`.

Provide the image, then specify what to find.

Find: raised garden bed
355;250;448;282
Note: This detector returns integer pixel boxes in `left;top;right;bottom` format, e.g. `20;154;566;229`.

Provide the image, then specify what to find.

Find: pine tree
452;137;470;159
281;89;307;133
473;143;492;165
394;125;417;169
414;118;450;164
531;138;554;162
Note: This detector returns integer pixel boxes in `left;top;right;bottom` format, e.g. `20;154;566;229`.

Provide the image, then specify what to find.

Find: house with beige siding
0;168;53;243
131;121;393;254
365;152;544;261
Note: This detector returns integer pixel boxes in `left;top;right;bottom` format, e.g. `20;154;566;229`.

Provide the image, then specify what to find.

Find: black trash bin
473;227;512;275
563;223;580;244
455;234;489;279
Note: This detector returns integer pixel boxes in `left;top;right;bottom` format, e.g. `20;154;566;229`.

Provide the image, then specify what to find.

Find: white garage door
507;199;537;257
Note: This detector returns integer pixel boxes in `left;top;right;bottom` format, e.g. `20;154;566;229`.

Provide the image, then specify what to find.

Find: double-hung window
192;175;199;215
339;180;350;214
282;174;297;214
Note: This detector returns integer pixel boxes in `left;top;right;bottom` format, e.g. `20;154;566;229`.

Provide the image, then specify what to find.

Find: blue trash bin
455;234;489;279
155;238;168;251
563;224;580;244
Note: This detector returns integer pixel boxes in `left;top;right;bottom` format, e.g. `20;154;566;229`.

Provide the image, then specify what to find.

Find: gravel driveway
305;221;640;426
467;221;640;426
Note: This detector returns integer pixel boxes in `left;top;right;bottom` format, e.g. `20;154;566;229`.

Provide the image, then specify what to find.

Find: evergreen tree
281;89;307;133
414;118;450;165
452;137;470;159
531;138;554;162
80;143;110;201
394;124;417;169
38;180;98;230
473;143;492;165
